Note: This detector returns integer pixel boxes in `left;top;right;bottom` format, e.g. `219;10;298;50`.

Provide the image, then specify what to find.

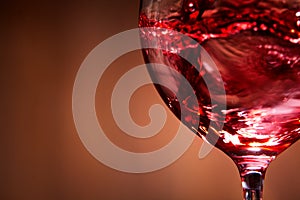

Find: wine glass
138;0;300;199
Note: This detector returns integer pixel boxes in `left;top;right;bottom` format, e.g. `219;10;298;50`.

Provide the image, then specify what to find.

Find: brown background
1;0;300;199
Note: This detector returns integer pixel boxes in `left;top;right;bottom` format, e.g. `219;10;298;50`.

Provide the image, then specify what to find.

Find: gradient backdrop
1;1;300;199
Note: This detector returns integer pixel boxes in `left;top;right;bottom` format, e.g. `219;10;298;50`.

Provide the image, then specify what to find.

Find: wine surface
139;0;300;159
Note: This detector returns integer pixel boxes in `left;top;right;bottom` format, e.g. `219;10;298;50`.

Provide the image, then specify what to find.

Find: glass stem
241;171;265;200
233;155;274;200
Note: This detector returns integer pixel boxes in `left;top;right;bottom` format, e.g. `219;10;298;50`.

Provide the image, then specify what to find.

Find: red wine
139;0;300;161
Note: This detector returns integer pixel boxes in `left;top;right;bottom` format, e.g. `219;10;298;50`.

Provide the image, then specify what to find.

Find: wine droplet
182;0;215;21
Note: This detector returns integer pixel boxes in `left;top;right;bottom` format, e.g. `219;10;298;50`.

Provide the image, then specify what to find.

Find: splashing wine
139;0;300;199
